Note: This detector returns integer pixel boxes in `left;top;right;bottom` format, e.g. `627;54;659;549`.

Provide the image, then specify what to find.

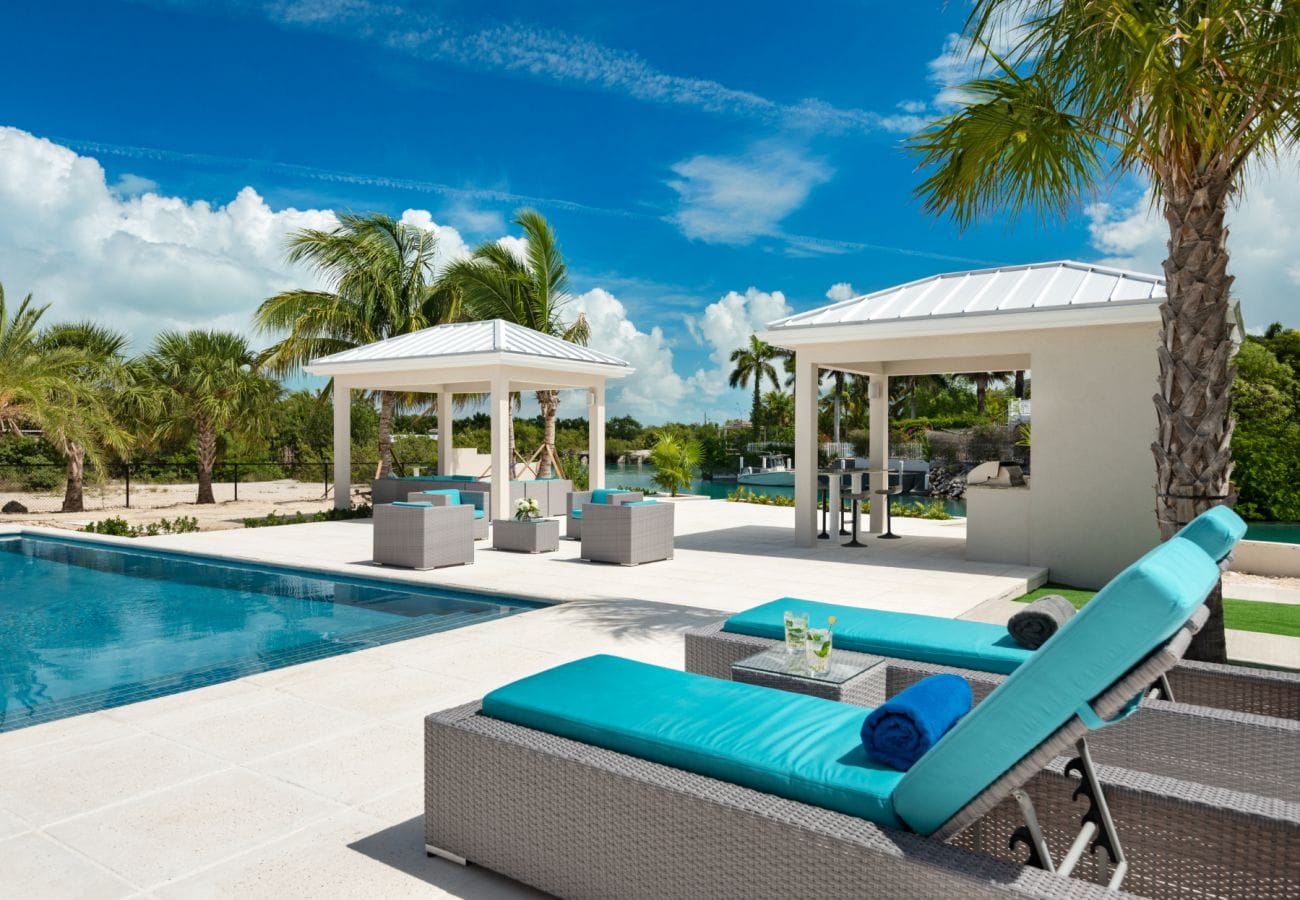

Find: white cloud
0;126;478;349
1084;153;1300;329
667;143;831;245
109;173;158;196
569;288;687;420
690;287;794;367
825;282;857;302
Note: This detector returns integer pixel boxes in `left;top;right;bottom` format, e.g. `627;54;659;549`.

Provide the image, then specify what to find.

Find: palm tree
0;286;129;512
762;390;795;432
37;323;134;512
139;330;278;504
255;212;460;478
963;371;1012;415
909;1;1300;661
443;209;588;478
729;335;783;438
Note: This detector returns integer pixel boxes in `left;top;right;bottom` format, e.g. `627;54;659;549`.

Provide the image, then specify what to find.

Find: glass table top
732;646;885;686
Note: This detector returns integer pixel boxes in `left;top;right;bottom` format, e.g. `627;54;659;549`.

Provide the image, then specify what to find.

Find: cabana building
305;319;633;523
762;261;1175;588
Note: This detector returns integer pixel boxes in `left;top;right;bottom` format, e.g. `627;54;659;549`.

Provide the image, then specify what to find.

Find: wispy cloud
55;135;646;219
162;1;915;136
667;142;832;245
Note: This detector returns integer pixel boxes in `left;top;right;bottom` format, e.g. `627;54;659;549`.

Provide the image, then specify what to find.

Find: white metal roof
765;261;1166;340
306;319;631;372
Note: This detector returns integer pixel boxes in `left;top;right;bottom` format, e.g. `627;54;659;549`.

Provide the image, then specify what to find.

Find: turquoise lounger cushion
482;654;906;828
391;501;432;507
1176;506;1247;563
724;599;1030;675
421;489;461;504
892;536;1219;835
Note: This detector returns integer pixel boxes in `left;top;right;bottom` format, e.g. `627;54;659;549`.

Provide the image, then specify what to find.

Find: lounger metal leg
1010;738;1129;891
425;844;467;865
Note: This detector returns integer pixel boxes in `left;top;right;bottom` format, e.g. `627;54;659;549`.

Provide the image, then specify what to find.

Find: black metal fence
0;459;390;515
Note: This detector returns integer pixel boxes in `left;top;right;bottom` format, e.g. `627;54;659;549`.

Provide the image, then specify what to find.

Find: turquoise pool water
0;536;541;732
1244;522;1300;544
606;464;968;516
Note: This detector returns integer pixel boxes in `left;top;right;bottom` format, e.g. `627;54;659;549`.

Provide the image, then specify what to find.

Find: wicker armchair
565;488;642;539
579;501;674;565
373;502;473;569
408;489;489;540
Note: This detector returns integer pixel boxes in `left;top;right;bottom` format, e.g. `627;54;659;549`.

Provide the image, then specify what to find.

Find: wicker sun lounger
426;537;1299;899
683;615;1300;722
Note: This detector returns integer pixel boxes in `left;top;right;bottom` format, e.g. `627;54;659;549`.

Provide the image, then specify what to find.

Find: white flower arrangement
514;497;542;521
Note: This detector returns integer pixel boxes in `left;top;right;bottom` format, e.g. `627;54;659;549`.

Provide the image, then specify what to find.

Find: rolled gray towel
1008;594;1076;649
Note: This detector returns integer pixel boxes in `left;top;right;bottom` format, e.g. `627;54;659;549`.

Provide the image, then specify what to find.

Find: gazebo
761;260;1173;588
304;319;634;522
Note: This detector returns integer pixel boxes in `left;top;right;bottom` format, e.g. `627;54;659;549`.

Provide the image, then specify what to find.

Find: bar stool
843;489;867;548
817;475;830;540
875;472;903;540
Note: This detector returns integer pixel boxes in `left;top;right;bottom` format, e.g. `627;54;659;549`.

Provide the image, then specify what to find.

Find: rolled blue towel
1007;594;1076;649
861;674;972;771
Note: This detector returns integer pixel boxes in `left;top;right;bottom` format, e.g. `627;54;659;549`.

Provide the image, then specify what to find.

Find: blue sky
1;0;1296;421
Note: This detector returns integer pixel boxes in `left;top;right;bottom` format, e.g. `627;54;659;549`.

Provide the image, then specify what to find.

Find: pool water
0;536;541;731
1244;522;1300;545
605;464;968;516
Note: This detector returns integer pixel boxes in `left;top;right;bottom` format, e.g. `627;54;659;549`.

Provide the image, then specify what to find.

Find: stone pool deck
0;500;1287;898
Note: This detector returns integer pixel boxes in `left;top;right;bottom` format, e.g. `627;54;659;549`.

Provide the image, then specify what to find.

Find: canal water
605;464;968;517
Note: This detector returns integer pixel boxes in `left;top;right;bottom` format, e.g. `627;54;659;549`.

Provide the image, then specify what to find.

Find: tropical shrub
81;515;199;537
241;505;373;528
648;432;699;496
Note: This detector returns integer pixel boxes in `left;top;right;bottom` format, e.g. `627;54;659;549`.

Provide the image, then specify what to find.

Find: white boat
736;454;795;487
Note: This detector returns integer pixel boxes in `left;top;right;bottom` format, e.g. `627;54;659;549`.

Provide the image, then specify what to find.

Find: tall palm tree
255;212;460;478
37;323;134;512
0;286;128;512
909;1;1300;661
729;335;783;438
443;209;588;478
762;390;795;432
140;330;278;504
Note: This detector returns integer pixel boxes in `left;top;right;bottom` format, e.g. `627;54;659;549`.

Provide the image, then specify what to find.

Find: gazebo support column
332;382;351;511
588;382;606;489
793;352;819;547
869;374;889;534
489;376;512;522
437;391;454;476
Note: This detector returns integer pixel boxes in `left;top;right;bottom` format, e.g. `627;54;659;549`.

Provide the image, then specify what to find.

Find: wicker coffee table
732;646;886;705
491;518;560;554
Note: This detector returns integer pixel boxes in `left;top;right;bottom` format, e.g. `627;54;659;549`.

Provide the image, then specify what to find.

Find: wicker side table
492;518;560;554
732;646;886;706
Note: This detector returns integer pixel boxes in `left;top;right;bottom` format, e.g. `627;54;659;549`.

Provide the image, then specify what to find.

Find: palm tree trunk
832;372;843;445
196;419;217;504
536;390;560;478
1014;370;1025;400
752;380;762;442
908;376;918;419
61;442;85;513
975;374;988;414
1154;170;1237;664
376;391;394;478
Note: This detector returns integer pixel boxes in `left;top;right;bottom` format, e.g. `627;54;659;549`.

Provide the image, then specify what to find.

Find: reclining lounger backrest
891;536;1220;836
1174;504;1247;564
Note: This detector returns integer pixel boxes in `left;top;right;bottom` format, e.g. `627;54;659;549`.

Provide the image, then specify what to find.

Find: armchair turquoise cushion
421;488;461;504
724;599;1030;675
483;654;905;828
623;500;658;507
570;508;583;519
392;501;433;507
590;488;630;504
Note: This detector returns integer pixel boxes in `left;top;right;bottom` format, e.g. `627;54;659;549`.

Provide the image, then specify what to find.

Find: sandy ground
0;481;370;531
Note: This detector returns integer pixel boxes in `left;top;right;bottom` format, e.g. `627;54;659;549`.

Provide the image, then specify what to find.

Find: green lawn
1016;584;1300;638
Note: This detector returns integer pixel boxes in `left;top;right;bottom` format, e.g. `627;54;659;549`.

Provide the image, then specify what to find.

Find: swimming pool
1244;522;1300;545
0;535;542;732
